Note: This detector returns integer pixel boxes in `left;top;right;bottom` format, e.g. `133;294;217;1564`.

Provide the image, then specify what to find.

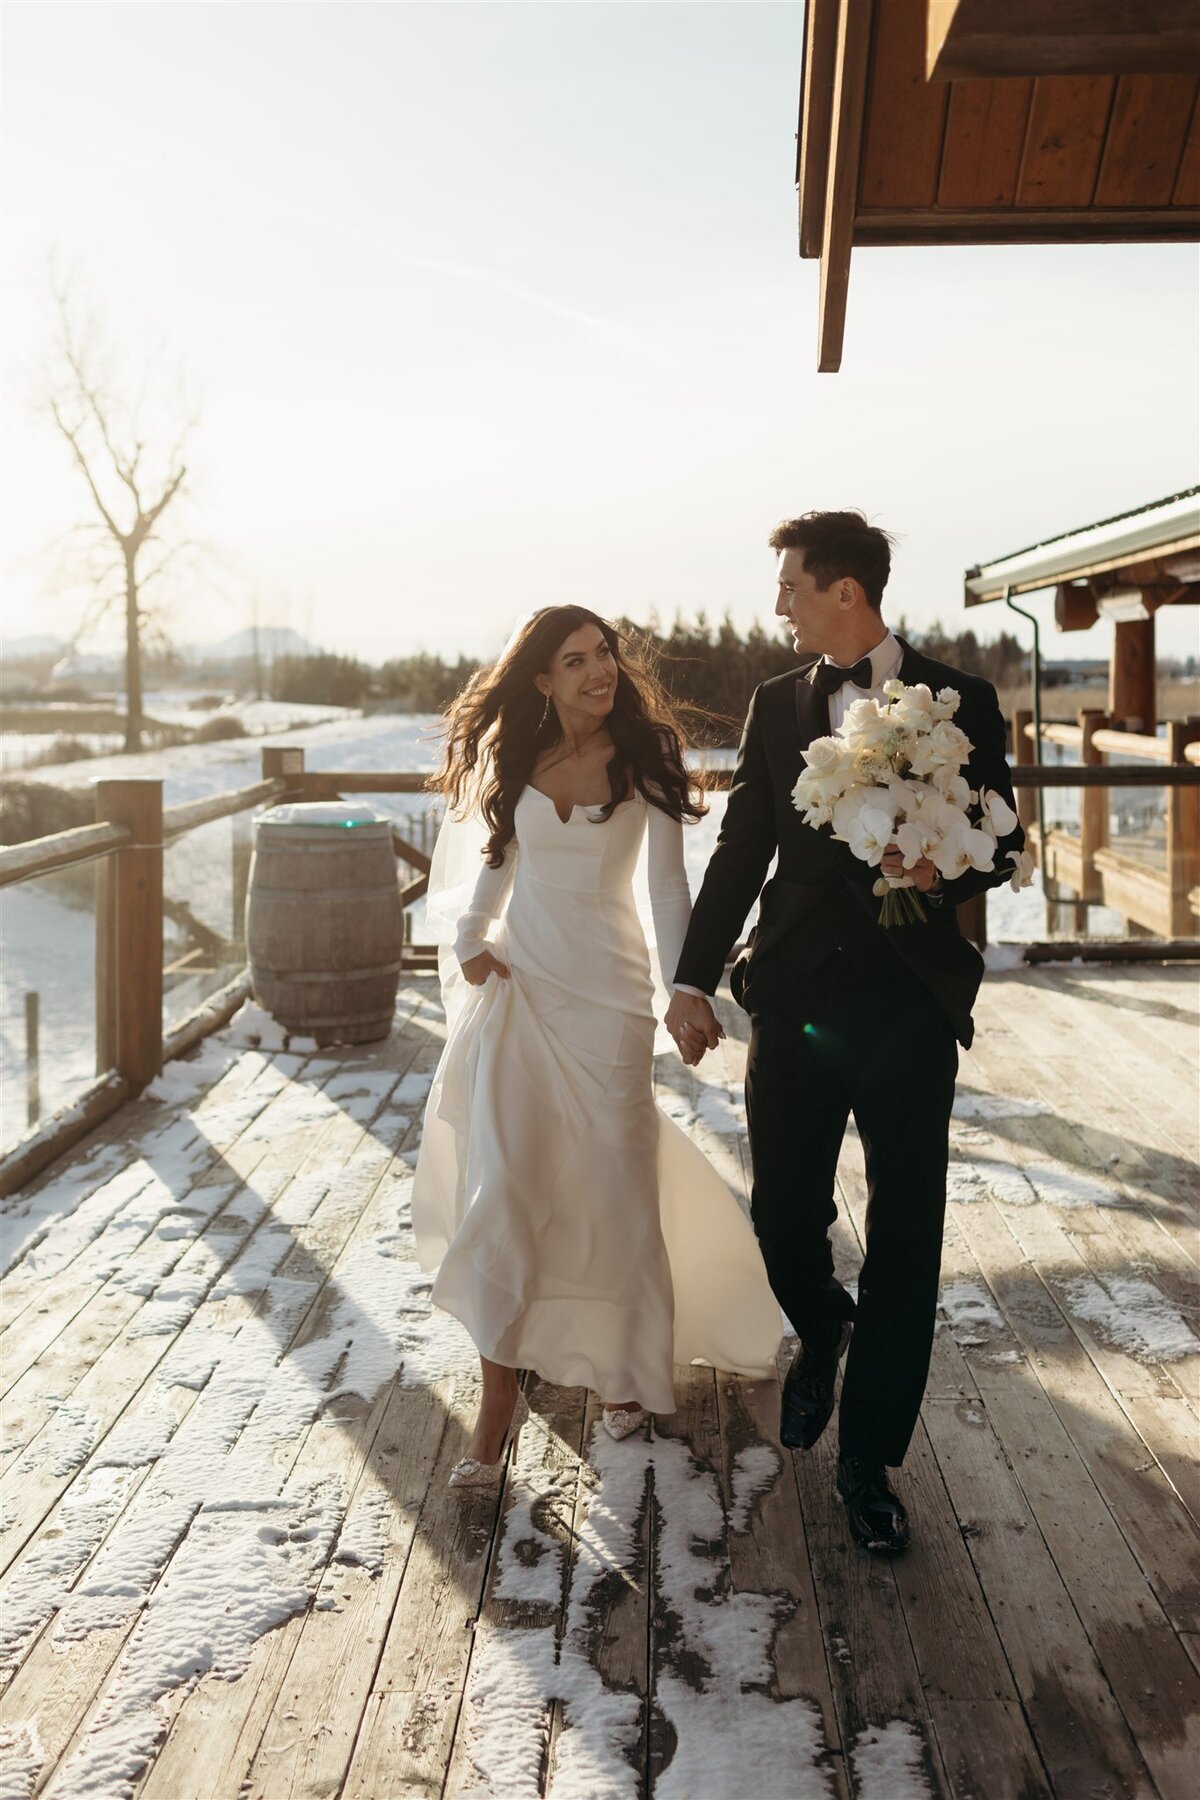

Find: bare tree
42;275;197;751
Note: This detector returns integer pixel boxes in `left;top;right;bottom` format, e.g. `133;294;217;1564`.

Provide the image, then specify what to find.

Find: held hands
460;950;510;987
880;843;942;895
665;991;724;1067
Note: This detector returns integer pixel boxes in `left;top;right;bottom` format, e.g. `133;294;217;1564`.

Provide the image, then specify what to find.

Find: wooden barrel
247;802;403;1045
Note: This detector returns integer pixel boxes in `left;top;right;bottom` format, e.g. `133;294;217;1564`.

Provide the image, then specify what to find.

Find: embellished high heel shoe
449;1391;530;1488
601;1404;647;1441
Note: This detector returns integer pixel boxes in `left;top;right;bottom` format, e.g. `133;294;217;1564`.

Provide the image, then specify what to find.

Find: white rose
801;734;844;777
890;683;935;728
932;686;961;721
840;699;894;749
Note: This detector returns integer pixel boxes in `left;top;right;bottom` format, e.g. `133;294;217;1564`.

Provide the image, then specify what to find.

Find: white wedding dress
411;783;782;1413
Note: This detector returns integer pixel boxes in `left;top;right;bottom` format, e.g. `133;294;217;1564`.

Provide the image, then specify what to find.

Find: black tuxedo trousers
742;915;957;1468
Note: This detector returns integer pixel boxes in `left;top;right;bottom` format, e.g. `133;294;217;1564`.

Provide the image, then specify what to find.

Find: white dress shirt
822;628;903;730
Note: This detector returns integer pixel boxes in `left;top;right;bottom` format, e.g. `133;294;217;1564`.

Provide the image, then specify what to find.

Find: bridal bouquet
791;678;1034;926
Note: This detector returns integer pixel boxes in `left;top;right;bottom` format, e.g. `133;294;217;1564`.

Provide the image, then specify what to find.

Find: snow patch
728;1443;781;1535
938;1281;1008;1349
850;1720;934;1798
331;1488;391;1576
0;1717;44;1800
1061;1276;1200;1363
952;1091;1051;1121
461;1427;831;1798
227;1000;319;1054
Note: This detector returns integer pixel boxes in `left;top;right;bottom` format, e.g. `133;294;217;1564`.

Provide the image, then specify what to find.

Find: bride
411;605;781;1485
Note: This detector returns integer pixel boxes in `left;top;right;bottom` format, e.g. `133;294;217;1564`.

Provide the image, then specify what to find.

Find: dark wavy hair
768;509;894;610
432;606;707;867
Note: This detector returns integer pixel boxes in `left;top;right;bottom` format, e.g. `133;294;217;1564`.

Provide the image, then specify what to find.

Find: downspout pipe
1004;586;1060;906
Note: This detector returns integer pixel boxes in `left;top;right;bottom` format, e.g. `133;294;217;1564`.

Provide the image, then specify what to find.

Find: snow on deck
0;966;1196;1798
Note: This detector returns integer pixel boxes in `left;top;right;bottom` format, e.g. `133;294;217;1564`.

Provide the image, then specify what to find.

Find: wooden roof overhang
963;487;1200;630
799;0;1200;370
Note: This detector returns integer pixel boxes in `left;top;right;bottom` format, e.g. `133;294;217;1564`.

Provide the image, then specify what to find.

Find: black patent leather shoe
779;1320;852;1450
836;1455;910;1554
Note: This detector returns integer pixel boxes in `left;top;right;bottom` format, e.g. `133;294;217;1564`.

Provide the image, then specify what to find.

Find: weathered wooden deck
0;964;1197;1799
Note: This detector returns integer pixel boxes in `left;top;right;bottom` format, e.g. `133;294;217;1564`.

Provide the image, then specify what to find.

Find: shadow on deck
0;963;1197;1798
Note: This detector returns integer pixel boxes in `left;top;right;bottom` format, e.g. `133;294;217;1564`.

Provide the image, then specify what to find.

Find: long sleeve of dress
645;802;693;994
454;842;517;965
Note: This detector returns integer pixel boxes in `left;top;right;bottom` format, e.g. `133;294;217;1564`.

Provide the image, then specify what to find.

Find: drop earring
539;691;552;729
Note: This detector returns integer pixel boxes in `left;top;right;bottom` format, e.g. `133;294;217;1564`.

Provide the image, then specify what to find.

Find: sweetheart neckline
523;784;637;826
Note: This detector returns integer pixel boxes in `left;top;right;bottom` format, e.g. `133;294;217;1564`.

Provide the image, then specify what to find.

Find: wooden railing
1011;708;1200;937
3;736;1198;1196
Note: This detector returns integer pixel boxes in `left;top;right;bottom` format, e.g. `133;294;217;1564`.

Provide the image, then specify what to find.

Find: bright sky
3;0;1198;665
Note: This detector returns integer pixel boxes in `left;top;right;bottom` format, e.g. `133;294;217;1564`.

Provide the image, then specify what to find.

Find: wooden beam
818;0;873;373
1108;614;1157;728
798;0;839;258
852;205;1200;245
928;1;1200;81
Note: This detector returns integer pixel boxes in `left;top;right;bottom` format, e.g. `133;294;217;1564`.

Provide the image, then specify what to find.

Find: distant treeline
269;614;1029;735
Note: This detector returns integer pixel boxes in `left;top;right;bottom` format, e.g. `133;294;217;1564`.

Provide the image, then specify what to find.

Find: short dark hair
768;510;893;610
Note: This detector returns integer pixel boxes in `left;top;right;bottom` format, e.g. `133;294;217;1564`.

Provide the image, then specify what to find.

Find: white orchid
979;786;1020;837
843;804;896;868
829;783;881;842
1007;847;1036;891
929;766;972;809
930;822;997;879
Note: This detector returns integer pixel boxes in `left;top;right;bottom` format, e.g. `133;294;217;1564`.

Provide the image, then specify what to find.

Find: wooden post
25;992;39;1127
261;744;307;800
1166;720;1200;938
1078;709;1110;909
231;811;254;954
1011;708;1036;837
94;779;163;1092
1108;616;1156;731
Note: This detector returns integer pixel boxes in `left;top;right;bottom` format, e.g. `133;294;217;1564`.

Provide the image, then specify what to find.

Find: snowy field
2;712;1100;1148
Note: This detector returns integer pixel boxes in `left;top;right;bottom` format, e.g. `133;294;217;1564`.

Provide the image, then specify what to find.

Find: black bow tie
813;655;873;696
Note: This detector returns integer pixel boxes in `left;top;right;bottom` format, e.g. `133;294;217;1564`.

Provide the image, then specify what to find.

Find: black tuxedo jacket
674;638;1024;1049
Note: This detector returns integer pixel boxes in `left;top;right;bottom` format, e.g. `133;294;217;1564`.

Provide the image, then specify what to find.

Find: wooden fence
2;741;1198;1197
1012;708;1200;937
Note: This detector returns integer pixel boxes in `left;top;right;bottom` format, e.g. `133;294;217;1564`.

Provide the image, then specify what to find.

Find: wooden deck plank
0;965;1195;1798
0;1054;289;1388
0;1056;367;1582
3;1057;421;1794
928;1214;1200;1795
0;1056;345;1474
956;1030;1199;1418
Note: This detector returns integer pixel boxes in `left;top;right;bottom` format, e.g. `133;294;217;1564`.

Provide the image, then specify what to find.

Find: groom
666;511;1023;1555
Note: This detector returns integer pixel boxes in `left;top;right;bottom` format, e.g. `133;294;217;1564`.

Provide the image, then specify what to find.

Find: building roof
963;487;1200;604
799;1;1200;371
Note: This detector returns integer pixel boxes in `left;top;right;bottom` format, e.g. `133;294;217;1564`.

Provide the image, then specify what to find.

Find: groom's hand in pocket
665;991;724;1065
460;950;510;986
